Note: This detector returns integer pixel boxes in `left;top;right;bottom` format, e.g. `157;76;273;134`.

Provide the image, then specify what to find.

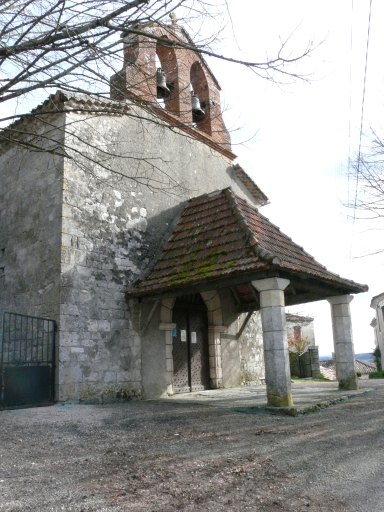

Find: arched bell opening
190;61;212;134
155;41;180;115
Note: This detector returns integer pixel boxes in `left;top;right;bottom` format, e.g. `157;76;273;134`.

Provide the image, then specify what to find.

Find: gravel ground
1;379;384;512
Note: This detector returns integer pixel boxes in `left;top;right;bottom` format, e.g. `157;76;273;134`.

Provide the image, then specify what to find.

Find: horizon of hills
320;352;374;362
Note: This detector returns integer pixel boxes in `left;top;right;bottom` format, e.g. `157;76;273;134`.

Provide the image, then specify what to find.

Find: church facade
0;22;367;406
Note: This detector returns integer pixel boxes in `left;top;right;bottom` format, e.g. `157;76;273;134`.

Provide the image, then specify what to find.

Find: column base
267;389;294;407
210;378;223;389
338;375;358;391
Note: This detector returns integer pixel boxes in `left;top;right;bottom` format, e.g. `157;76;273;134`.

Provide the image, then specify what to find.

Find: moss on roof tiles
128;188;368;297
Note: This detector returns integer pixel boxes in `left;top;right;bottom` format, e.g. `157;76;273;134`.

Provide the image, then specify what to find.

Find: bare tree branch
0;0;315;191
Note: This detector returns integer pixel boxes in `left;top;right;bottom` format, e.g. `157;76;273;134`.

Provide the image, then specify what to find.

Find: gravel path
1;379;383;511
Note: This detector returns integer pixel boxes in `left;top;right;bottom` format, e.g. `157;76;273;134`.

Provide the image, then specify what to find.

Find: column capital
208;325;227;333
252;277;290;293
159;322;176;331
327;294;354;305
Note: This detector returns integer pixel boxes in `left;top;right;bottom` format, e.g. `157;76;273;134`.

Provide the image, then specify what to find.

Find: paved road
0;379;383;511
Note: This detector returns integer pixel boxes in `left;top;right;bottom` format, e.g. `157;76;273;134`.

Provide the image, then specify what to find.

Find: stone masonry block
260;306;286;333
165;344;173;359
211;308;223;326
201;290;217;303
332;317;353;343
263;348;290;377
209;367;223;379
215;367;223;379
262;330;288;352
331;303;351;318
160;305;173;323
103;371;117;383
336;361;356;379
259;289;285;309
209;344;221;359
334;342;355;363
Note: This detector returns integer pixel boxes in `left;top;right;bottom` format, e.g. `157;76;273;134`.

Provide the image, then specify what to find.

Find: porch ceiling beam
132;271;361;304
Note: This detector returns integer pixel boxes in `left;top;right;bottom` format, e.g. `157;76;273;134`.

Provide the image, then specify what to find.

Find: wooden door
172;294;209;393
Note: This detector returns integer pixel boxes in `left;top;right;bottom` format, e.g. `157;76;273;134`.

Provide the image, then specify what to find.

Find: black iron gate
0;312;56;408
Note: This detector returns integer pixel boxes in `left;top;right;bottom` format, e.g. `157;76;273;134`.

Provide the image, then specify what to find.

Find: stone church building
0;22;367;407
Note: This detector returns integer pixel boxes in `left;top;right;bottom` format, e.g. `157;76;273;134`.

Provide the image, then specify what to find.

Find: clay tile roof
128;188;368;298
355;359;376;374
232;164;269;206
286;313;314;324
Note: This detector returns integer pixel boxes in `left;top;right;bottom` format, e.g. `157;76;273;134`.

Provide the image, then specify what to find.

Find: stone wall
0;116;64;324
59;123;145;400
221;311;264;388
238;312;265;385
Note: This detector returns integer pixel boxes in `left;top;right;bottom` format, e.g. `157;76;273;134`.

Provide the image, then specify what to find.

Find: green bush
369;370;384;379
373;347;382;372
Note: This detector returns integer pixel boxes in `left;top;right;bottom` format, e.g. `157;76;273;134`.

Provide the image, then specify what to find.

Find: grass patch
369;371;384;379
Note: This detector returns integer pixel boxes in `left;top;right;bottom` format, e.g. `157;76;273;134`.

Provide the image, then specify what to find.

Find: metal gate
172;294;209;393
0;312;56;408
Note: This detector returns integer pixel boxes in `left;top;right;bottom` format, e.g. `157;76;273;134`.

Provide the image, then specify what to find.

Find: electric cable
352;0;373;222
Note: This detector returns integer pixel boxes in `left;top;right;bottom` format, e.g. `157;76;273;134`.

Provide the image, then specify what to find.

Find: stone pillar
159;322;176;395
252;277;293;407
208;325;226;389
327;295;358;390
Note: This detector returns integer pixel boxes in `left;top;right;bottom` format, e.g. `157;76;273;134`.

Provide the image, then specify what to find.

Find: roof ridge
223;188;281;265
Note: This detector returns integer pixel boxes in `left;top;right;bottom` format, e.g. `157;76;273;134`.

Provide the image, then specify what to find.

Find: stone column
252;277;293;407
159;322;176;395
208;325;226;389
327;295;358;390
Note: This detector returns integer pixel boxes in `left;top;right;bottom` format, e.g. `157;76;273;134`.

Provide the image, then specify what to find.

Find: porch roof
127;188;367;306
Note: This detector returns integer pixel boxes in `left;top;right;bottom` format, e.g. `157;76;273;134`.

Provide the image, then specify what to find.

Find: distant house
286;313;316;346
371;292;384;369
286;313;320;378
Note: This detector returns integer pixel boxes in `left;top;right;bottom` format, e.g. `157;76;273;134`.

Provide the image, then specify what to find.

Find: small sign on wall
191;332;197;344
180;329;187;342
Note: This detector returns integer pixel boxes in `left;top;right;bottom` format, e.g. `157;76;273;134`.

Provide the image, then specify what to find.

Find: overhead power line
352;0;373;222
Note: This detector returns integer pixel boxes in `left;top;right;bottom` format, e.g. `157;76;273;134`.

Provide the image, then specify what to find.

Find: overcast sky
211;0;384;355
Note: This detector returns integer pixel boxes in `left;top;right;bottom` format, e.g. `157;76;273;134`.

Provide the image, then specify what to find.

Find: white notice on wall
191;332;197;344
180;330;187;342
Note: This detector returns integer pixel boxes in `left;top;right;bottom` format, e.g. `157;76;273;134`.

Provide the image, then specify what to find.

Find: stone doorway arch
159;290;226;394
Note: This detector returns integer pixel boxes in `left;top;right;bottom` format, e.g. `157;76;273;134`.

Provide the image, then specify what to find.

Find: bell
156;68;171;99
191;93;205;123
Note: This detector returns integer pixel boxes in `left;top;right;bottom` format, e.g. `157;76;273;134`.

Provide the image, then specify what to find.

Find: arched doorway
171;294;209;393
